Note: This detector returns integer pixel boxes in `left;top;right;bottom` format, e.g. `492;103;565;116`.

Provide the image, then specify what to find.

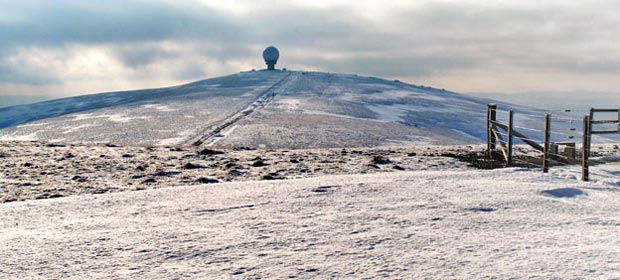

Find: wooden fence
486;104;620;181
582;108;620;181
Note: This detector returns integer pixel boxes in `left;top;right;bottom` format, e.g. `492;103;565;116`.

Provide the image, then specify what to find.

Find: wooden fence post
582;116;589;181
490;104;497;150
542;113;551;173
507;110;513;166
487;105;491;155
587;107;593;157
487;104;497;158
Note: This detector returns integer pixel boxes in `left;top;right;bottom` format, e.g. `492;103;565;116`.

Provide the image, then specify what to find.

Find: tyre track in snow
189;72;295;146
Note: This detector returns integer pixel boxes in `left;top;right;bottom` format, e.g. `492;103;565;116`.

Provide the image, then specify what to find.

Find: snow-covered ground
1;163;620;279
0;70;568;147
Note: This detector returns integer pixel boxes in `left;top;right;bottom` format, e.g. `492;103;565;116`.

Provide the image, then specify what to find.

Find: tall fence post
487;104;497;159
490;104;497;150
542;113;551;173
487;105;491;156
587;107;593;157
507;110;513;166
582;116;589;181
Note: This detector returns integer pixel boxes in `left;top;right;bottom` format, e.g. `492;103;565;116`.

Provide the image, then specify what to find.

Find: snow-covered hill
0;70;562;147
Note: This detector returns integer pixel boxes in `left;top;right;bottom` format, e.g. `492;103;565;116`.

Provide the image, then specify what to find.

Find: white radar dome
262;46;279;70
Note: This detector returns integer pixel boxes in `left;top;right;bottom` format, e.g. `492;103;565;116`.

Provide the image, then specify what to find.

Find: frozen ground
1;162;620;279
2;141;617;203
0;71;569;147
0;141;476;202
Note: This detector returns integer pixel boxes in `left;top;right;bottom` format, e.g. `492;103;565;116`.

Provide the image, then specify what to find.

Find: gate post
587;108;594;157
507;110;513;166
582;116;589;181
487;104;497;159
543;114;551;173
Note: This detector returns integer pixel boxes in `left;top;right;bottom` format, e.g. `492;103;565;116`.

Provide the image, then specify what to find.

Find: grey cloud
368;2;620;77
3;1;476;79
173;63;207;81
116;46;180;68
1;0;619;93
195;45;256;61
106;4;384;70
0;1;245;47
392;3;586;44
0;61;61;86
491;47;620;73
290;53;476;77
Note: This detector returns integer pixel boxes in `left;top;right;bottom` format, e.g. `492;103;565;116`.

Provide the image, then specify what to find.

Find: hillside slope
0;71;288;145
0;70;558;147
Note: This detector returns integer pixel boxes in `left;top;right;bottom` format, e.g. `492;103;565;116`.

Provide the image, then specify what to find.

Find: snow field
1;164;620;279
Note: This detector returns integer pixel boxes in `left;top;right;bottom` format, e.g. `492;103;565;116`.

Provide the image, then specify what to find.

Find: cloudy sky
1;0;619;97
